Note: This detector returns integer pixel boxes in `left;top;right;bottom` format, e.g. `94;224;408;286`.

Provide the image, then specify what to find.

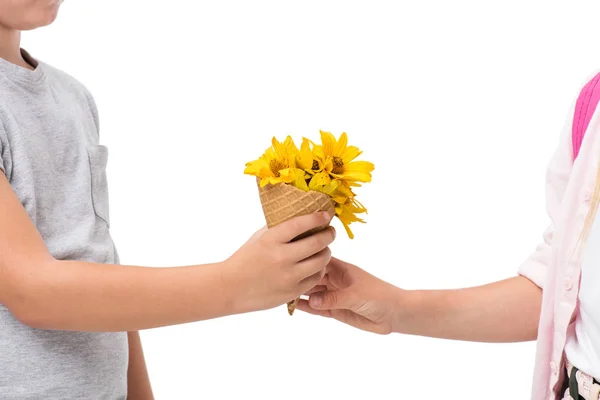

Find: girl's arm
0;174;336;332
396;276;542;342
299;257;542;342
300;98;578;340
127;332;154;400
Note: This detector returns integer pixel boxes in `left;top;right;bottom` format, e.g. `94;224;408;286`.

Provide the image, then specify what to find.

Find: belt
565;361;600;400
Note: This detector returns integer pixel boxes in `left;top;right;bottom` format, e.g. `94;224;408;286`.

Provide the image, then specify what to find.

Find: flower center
311;160;320;170
269;159;286;177
331;156;344;174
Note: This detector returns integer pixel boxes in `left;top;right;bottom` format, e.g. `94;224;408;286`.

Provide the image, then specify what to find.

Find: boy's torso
0;51;128;399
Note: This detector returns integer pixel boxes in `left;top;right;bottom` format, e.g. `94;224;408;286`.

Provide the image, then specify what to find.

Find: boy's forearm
8;259;243;332
395;276;542;342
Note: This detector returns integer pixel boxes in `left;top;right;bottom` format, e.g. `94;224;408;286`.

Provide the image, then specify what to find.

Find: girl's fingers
296;299;332;318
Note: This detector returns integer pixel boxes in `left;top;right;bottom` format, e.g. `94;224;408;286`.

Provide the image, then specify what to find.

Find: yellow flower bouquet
244;131;374;314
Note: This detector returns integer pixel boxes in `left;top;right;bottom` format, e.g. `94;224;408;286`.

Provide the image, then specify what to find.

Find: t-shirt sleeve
82;87;100;140
0;120;9;177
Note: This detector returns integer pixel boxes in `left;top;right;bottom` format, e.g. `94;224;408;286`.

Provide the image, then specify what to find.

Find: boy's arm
127;332;154;400
0;173;335;331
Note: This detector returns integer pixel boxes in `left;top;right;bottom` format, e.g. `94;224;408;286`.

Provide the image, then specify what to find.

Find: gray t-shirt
0;50;128;399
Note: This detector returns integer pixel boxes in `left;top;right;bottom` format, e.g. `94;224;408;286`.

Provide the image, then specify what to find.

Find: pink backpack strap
573;72;600;160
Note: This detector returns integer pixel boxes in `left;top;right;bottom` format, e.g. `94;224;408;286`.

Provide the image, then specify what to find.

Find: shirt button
564;277;573;291
584;189;593;202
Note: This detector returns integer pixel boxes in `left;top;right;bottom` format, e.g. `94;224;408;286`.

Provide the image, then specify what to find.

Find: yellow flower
294;138;314;171
335;197;367;239
310;178;348;204
245;132;372;239
286;137;322;177
314;131;374;184
309;178;366;239
279;167;310;192
244;136;298;187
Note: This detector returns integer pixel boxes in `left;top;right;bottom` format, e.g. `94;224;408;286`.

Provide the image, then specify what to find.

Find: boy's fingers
294;247;331;281
249;226;268;242
297;262;329;294
288;227;335;262
269;212;331;243
296;299;332;318
304;285;327;296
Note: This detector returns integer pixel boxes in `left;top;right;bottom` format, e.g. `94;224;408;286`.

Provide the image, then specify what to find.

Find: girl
299;73;600;399
0;2;335;399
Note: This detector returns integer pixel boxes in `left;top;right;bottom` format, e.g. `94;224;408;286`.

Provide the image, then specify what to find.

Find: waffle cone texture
257;179;335;314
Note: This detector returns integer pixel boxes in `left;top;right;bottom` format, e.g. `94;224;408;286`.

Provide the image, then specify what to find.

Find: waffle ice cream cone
257;179;335;315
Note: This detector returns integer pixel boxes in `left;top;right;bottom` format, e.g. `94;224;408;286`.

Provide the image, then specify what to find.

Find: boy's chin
11;6;60;31
24;15;58;30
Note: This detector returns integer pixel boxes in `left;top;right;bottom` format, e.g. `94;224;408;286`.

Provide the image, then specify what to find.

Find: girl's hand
226;212;336;314
298;257;543;342
297;257;402;335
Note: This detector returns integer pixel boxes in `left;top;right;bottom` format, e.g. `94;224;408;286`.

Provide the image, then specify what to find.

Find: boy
0;1;336;399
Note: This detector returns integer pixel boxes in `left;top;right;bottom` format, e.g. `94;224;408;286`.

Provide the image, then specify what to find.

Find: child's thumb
309;290;353;311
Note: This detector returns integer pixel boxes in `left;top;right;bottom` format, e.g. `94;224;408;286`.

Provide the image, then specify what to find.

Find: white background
20;1;600;398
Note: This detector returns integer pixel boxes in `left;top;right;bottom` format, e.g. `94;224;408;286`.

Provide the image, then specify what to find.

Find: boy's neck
0;25;33;70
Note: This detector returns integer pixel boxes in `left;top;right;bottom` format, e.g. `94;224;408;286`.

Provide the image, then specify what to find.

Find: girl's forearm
396;276;542;342
7;259;242;332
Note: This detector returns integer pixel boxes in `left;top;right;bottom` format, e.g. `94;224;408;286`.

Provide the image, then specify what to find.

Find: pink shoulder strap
573;72;600;160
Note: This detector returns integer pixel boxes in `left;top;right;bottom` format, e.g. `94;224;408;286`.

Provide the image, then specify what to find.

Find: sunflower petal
263;147;277;160
337;216;355;239
283;135;295;147
310;178;337;193
348;198;367;213
334;161;375;183
266;176;281;185
296;138;314;170
341;145;362;163
331;195;348;204
244;158;273;178
346;181;362;187
336;181;355;198
308;171;332;190
271;137;283;152
324;158;333;173
280;168;309;191
334;171;371;183
259;178;270;187
333;132;348;156
271;136;295;165
335;204;344;216
345;161;374;173
320;130;336;158
294;176;309;192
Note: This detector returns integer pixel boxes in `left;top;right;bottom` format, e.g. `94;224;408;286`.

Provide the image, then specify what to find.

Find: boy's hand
227;212;336;313
297;257;402;334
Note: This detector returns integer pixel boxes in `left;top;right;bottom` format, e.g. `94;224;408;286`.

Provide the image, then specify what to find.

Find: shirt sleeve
82;87;100;140
517;102;575;289
0;120;8;177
